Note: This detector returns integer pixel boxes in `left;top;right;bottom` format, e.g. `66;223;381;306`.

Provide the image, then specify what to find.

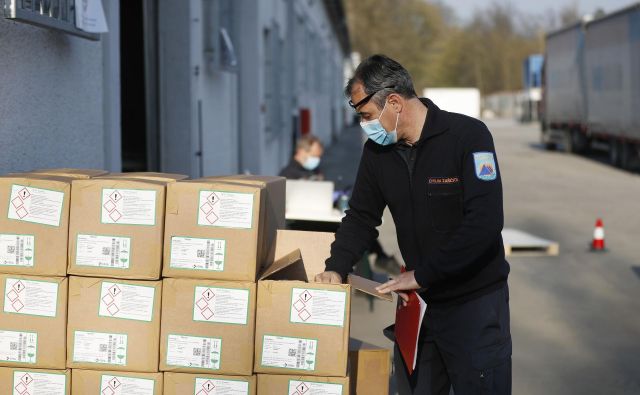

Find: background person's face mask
360;100;399;145
302;156;320;170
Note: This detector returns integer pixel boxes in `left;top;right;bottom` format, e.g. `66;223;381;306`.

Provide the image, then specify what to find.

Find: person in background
280;134;399;274
279;135;325;180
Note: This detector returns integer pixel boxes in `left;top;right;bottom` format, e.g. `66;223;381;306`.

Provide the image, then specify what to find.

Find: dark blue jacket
325;98;510;305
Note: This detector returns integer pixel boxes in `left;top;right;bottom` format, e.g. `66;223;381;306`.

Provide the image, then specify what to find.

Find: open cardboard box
254;230;391;377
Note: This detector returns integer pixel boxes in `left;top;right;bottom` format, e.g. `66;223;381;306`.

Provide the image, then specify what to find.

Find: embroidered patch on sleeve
473;152;497;181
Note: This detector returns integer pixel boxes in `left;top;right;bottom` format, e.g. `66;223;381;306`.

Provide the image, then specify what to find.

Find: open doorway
120;0;158;171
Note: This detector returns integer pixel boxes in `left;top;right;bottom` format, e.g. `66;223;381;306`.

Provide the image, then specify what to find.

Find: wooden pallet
502;228;559;257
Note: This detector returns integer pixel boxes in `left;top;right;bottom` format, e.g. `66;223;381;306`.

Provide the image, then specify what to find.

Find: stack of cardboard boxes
0;169;390;394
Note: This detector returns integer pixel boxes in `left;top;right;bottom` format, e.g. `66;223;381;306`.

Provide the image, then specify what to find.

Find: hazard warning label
75;234;131;269
194;377;249;395
72;331;127;366
290;288;346;327
7;185;64;227
4;277;58;317
0;234;34;267
100;375;155;395
261;335;317;371
288;380;343;395
170;237;226;271
12;371;67;395
99;281;155;322
193;286;249;325
197;190;253;229
101;189;157;225
165;334;222;370
0;330;37;363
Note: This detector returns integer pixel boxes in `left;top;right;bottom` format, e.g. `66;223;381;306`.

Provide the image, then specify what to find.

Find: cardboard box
349;339;391;395
257;374;349;395
29;168;109;179
0;175;71;276
162;180;267;281
0;274;67;369
159;278;256;375
0;367;71;394
164;372;256;395
102;172;189;182
71;369;163;395
67;178;167;280
66;276;162;372
254;230;390;377
211;175;286;272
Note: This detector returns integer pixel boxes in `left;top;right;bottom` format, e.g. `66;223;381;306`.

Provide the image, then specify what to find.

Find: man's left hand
375;270;421;305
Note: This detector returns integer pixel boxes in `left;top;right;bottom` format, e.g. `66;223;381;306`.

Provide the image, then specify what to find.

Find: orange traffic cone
591;218;606;251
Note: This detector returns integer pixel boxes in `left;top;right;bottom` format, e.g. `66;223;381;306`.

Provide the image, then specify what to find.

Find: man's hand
375;270;421;305
314;271;342;284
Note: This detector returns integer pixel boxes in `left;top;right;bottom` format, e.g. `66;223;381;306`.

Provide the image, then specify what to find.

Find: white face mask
359;100;399;145
302;156;320;171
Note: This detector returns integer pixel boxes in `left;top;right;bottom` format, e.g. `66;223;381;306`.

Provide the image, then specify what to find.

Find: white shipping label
193;286;249;325
290;288;346;327
8;185;64;227
101;188;157;225
75;234;131;268
261;335;317;371
0;234;34;267
288;380;344;395
166;334;221;370
197;190;253;228
13;371;67;395
0;330;37;363
100;375;155;395
194;378;249;395
170;237;226;271
99;281;155;322
73;331;127;366
4;278;58;317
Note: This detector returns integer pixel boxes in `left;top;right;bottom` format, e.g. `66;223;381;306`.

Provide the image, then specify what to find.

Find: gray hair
345;54;417;108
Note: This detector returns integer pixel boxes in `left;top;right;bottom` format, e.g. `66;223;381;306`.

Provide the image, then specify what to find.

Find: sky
441;0;635;22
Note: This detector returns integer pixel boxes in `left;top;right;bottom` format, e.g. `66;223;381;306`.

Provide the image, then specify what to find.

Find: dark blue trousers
394;284;512;395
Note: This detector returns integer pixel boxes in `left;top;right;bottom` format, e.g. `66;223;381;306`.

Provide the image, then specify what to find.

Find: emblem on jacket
473;152;497;181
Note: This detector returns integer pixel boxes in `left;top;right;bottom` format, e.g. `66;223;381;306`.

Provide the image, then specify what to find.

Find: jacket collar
416;98;448;144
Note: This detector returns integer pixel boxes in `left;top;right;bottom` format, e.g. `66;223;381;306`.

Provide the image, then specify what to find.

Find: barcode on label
288;348;297;357
99;344;108;352
6;246;15;254
197;249;205;258
10;342;17;350
102;247;111;256
193;348;201;357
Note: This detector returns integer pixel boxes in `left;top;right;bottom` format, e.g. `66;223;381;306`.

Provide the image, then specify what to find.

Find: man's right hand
314;271;342;284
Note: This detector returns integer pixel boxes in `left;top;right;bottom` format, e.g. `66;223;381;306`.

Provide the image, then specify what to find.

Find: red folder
394;269;427;375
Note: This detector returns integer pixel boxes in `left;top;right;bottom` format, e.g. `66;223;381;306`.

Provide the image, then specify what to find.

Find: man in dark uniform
315;55;512;394
279;134;325;180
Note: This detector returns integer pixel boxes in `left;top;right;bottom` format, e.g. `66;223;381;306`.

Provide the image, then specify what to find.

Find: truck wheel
609;140;621;167
619;141;632;170
541;130;556;150
572;129;588;153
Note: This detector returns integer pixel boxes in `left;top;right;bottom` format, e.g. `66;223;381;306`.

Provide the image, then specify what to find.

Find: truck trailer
542;3;640;169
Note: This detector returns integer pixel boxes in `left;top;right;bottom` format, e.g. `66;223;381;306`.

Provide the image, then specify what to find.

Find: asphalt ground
322;119;640;394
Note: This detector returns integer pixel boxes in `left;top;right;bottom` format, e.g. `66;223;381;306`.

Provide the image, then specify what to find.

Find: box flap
259;249;307;281
348;274;393;301
272;230;334;279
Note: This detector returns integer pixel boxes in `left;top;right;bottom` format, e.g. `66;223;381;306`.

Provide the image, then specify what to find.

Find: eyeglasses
348;85;396;110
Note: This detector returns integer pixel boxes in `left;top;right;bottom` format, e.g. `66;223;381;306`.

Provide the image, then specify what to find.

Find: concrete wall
0;10;117;173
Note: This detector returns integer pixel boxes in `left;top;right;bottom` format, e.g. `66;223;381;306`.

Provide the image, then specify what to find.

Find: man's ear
387;93;403;113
